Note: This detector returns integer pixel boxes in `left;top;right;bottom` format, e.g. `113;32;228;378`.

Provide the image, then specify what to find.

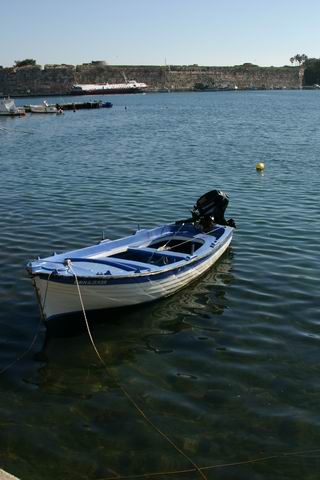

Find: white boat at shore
0;97;25;116
29;101;58;114
71;80;147;95
27;191;235;321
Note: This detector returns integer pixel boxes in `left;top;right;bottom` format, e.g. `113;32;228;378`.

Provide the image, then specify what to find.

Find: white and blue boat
27;191;235;321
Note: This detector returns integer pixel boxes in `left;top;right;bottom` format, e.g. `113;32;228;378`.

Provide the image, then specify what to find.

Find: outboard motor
192;190;236;231
176;190;236;231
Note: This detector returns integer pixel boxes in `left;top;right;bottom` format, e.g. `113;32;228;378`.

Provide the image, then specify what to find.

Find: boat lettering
77;279;109;285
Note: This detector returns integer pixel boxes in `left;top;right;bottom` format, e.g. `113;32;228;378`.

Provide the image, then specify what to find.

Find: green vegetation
240;62;259;68
193;82;210;91
288;53;320;86
303;58;320;85
290;54;308;66
14;59;37;67
233;63;259;68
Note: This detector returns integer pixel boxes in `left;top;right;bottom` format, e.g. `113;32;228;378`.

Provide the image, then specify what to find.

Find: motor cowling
193;190;236;229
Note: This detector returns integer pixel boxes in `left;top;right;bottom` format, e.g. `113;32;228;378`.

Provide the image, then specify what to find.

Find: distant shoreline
0;63;303;97
8;87;318;100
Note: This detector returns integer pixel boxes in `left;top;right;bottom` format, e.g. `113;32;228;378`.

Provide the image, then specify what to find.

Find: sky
2;0;320;68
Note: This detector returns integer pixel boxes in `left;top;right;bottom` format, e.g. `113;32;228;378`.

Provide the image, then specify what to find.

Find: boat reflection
36;249;235;368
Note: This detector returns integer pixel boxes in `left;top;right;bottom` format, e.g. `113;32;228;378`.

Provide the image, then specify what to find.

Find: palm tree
290;54;308;66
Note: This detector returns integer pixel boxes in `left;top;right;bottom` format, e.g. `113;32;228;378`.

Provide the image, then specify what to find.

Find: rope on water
67;260;207;480
0;272;52;375
98;448;320;480
0;315;43;375
0;224;218;377
67;260;106;366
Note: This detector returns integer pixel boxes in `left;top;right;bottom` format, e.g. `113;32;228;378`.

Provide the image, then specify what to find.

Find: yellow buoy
256;162;265;171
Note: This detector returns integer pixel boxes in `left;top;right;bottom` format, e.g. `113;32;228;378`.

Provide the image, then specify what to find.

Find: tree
14;59;37;67
290;54;308;66
303;58;320;85
194;82;209;91
241;63;258;68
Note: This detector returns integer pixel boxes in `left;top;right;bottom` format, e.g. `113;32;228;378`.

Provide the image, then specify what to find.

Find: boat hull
0;111;25;116
70;88;144;95
30;107;57;113
32;235;232;321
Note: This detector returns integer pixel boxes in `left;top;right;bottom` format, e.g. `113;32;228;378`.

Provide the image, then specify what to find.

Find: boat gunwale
29;228;233;284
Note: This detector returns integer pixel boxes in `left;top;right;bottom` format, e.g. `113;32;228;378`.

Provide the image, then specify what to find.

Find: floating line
0;315;43;375
68;260;207;480
98;448;320;480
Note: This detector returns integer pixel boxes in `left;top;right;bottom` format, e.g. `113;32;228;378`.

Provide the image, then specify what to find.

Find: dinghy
27;191;235;321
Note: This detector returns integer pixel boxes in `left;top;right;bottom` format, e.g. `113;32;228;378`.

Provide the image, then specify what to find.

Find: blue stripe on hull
35;233;232;286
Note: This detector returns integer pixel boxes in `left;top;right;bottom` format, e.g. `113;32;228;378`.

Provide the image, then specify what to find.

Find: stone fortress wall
0;62;303;96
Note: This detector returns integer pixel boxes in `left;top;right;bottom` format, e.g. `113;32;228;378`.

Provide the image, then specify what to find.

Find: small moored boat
27;190;235;321
29;101;58;114
0;97;25;116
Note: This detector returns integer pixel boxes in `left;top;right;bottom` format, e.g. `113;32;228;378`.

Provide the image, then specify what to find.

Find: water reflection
2;90;320;480
39;249;234;348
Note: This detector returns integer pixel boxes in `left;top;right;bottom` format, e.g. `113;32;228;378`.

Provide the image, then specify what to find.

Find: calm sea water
0;91;319;480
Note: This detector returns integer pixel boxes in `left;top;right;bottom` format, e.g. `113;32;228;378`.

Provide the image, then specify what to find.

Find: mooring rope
98;448;320;480
0;315;43;375
66;260;106;366
0;272;53;375
157;222;186;252
2;258;318;479
67;260;207;480
161;225;223;253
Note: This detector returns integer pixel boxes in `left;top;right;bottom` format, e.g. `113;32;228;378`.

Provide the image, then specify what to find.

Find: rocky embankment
0;62;303;97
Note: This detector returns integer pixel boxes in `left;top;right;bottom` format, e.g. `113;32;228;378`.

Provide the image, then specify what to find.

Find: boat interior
65;235;207;276
29;226;227;278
